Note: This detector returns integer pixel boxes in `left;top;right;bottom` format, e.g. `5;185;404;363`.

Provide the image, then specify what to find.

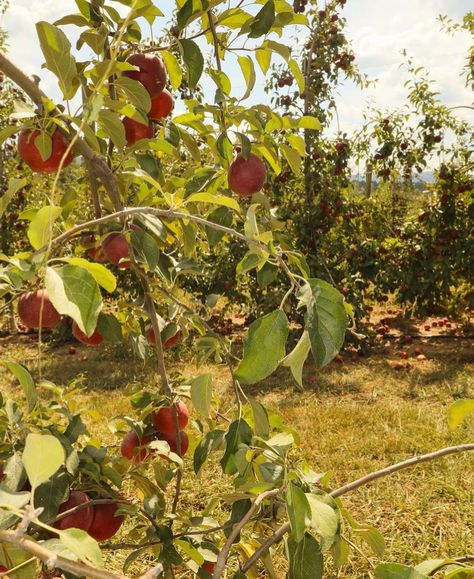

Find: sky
2;0;473;141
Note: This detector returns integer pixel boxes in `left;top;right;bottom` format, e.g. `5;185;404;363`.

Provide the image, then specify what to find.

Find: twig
212;488;282;579
330;444;474;498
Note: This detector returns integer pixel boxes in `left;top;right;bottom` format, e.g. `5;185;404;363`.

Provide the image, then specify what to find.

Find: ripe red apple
228;153;266;197
157;430;189;456
53;491;94;532
122;117;154;146
102;232;131;268
149;89;174;120
414;347;423;356
68;346;76;355
18;290;61;330
146;327;182;348
334;355;343;365
87;502;124;542
18;129;74;173
400;351;409;359
393;362;405;371
152;401;189;435
124;54;167;97
120;430;153;464
72;320;103;346
201;562;215;573
424;324;431;331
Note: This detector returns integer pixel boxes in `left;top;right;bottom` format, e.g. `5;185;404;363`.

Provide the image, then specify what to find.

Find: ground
0;312;473;578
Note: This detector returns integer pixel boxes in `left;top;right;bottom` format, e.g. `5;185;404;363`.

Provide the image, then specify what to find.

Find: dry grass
0;333;473;578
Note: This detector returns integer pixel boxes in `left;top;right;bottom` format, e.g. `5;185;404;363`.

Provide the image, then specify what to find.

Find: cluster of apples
121;53;174;146
53;490;124;542
16;289;181;350
120;400;189;463
15;54;174;173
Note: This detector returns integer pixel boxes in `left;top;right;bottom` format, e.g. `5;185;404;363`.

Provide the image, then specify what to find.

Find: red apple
149;89;174;120
18;129;74;173
120;430;153;464
54;491;94;532
228;153;266;197
68;346;76;355
0;566;9;574
157;430;189;456
393;362;405;371
88;502;124;542
152;401;189;435
146;327;182;348
102;232;131;268
124;53;167;98
18;290;61;330
72;320;103;346
122;117;154;146
201;562;215;574
400;351;409;359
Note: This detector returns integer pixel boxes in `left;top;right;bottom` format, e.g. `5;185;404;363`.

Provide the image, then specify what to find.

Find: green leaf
248;0;275;38
45;265;102;336
237;55;256;100
0;178;26;219
161;50;183;91
27;205;62;250
60;528;103;567
23;434;65;488
375;563;428;579
131;229;159;270
286;483;311;543
0;543;36;579
220;419;252;475
354;525;385;557
186;192;240;212
216;131;234;161
193;430;225;474
0;488;30;529
306;494;339;551
447;399;474;430
98;109;126;149
256;47;272;74
281;331;311;388
287;533;323;579
0;361;37;412
114;76;151;112
206;206;233;246
280;143;302;176
249;399;270;438
34;131;53;162
190;374;213;417
35;471;69;523
235;310;289;385
288;58;305;93
36;21;78;99
300;279;347;369
297;116;321;130
179;39;204;89
63;257;116;293
97;313;123;343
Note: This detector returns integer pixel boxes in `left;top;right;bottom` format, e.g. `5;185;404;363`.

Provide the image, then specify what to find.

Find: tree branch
0;530;129;579
213;488;282;579
241;444;474;573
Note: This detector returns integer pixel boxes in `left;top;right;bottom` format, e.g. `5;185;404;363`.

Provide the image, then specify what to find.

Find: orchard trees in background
0;1;473;579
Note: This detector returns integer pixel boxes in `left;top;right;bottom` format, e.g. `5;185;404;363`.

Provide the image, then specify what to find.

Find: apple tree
0;1;473;579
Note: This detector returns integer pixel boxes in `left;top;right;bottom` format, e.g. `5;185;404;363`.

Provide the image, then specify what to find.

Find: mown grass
0;333;473;578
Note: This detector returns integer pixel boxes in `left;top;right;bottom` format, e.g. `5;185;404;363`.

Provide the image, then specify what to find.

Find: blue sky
2;0;472;141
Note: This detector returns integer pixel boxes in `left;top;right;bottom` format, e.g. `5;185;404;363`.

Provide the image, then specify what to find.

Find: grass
0;331;473;578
